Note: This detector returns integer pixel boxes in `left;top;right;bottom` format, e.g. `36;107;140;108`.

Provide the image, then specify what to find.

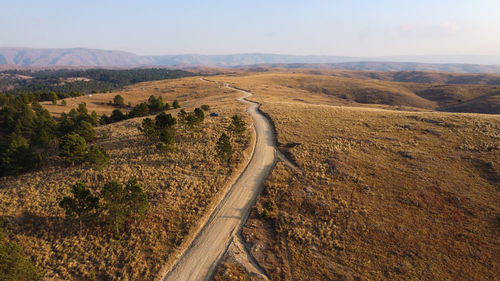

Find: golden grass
225;101;500;280
211;73;500;114
0;78;253;280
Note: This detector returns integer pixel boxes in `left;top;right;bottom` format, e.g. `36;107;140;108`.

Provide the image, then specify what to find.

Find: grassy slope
0;78;253;280
212;73;499;280
213;73;500;114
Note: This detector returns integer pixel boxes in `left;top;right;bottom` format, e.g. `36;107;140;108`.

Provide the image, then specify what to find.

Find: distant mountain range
1;47;500;73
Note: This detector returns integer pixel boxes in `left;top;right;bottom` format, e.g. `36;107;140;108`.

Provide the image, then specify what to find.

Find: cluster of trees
100;95;180;125
0;93;109;176
216;115;247;163
59;178;148;234
2;68;195;102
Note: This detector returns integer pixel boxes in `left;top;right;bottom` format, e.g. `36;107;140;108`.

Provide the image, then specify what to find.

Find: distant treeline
1;68;195;100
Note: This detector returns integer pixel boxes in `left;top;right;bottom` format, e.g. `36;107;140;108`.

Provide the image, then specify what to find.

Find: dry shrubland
215;101;500;280
0;78;253;280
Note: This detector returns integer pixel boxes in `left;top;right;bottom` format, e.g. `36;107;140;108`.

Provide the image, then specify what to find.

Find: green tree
128;103;149;118
61;100;67;106
109;109;125;123
85;145;110;170
0;225;43;281
216;133;233;163
148;95;164;113
0;134;40;177
158;128;176;151
155;112;176;129
59;133;87;164
172;100;180;109
75;120;96;142
139;118;157;139
59;181;99;233
101;181;130;233
228;114;246;135
125;178;148;224
112;95;125;106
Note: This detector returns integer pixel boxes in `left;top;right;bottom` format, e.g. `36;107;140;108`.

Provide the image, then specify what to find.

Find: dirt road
162;83;277;281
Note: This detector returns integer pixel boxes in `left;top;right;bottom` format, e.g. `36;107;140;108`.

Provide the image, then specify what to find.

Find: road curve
162;83;276;281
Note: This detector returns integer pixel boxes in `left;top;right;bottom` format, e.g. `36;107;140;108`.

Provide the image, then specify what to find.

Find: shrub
110;109;126;123
216;133;233;163
59;133;87;164
228;114;246;135
201;104;210;111
139;118;157;139
172;100;180;109
61;100;67;106
85;145;110;170
112;95;125;106
194;107;204;122
59;181;100;233
155;112;176;129
158;128;176;151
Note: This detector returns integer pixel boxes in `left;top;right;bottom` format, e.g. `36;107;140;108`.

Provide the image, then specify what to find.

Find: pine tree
59;181;99;233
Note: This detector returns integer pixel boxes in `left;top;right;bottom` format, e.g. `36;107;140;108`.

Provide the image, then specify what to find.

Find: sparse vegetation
0;77;252;280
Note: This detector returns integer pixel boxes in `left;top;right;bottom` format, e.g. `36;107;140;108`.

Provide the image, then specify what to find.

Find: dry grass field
0;77;253;280
213;74;500;280
212;73;500;114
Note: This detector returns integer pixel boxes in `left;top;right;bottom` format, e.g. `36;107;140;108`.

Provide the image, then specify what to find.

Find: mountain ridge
1;47;500;73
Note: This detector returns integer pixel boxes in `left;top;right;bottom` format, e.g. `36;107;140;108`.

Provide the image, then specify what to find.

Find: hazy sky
2;0;499;56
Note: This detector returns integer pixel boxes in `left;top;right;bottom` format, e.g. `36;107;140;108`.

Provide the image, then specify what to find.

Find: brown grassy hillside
0;78;253;280
212;73;500;114
214;101;500;280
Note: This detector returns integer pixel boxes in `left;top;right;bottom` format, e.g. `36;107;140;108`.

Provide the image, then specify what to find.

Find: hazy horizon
2;0;500;57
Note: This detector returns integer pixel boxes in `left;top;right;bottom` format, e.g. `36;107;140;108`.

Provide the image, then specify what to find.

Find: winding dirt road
162;83;277;281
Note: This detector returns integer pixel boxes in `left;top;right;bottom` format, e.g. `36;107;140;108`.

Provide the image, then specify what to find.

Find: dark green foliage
61;100;67;106
0;135;40;177
139;118;157;138
216;133;233;163
128;103;149;118
155;112;176;129
228;114;246;135
0;223;43;281
177;109;187;120
148;95;164;113
59;133;87;164
194;107;204;122
101;181;130;233
125;178;149;224
3;68;194;101
85;145;110;170
201;104;210;111
75;120;96;142
164;102;171;110
112;95;124;106
172;99;180;109
58;103;98;136
59;181;99;233
261;208;270;219
158;128;176;151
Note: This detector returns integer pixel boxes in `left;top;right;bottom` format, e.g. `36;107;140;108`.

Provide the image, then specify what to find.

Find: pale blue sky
1;0;499;56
